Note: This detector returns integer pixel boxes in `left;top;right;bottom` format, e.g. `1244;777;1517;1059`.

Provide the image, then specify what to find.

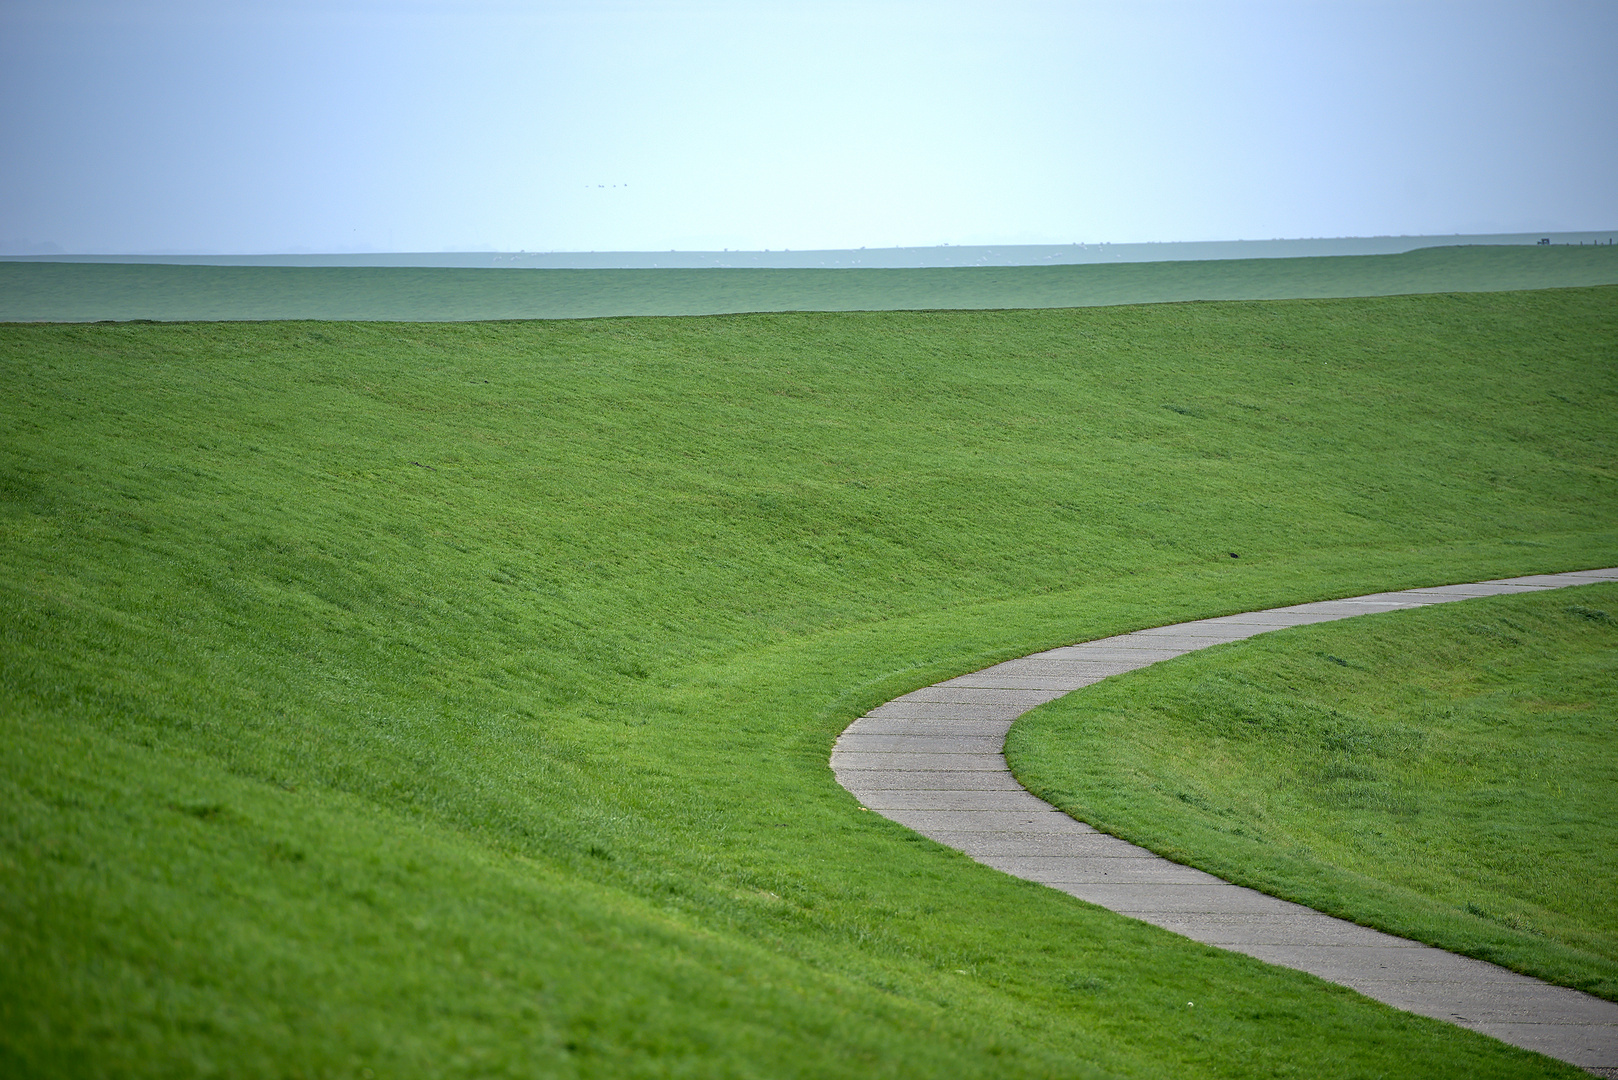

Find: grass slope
2;244;1617;322
1009;584;1618;1000
3;287;1615;1077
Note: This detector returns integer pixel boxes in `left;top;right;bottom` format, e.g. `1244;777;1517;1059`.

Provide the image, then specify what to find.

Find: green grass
2;286;1615;1077
3;243;1617;321
1008;583;1618;1001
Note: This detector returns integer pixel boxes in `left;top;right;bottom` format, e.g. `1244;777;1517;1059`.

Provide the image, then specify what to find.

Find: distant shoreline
3;231;1616;270
4;244;1616;323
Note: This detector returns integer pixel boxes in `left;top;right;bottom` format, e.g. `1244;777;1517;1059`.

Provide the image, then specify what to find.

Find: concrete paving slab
1138;911;1423;948
1352;990;1618;1042
829;751;1007;771
1111;632;1247;653
1493;572;1618;587
831;769;1028;792
1300;596;1430;607
936;673;1107;690
918;829;1133;855
1335;980;1618;1027
840;718;1015;737
857;789;1056;812
864;701;1031;720
1197;611;1350;627
1312;592;1441;608
961;834;1157;859
901;685;1069;706
1038;644;1197;661
991;657;1146;677
833;733;1007;753
980;854;1226;885
1213;618;1293;629
1269;599;1426;616
881;808;1094;833
1131;623;1272;640
970;657;1064;677
832;568;1618;1073
1237;943;1542;986
1070;882;1307;915
1398;583;1546;598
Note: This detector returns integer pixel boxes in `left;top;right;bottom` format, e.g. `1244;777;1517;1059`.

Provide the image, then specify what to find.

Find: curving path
832;569;1618;1075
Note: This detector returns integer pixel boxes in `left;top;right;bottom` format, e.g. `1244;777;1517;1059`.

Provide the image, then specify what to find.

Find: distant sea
4;232;1615;270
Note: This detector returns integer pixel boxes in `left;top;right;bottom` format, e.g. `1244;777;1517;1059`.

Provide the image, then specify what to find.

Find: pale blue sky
2;0;1614;254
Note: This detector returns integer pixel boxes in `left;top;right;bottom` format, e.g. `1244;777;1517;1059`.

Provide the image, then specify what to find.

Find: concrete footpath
832;568;1618;1075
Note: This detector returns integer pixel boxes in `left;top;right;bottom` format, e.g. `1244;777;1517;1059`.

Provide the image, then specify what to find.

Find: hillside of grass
1008;584;1618;1000
3;287;1615;1077
3;243;1617;322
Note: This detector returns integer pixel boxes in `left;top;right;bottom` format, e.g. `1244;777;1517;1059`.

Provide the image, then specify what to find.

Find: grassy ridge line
3;291;1613;1077
1;244;1615;322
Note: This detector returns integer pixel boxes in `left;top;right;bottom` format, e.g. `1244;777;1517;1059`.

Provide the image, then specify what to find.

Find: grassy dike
3;243;1617;322
1008;584;1618;1000
2;287;1614;1077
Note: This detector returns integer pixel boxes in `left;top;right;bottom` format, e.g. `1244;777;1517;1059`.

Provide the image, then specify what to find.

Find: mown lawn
1010;583;1618;1000
2;287;1614;1077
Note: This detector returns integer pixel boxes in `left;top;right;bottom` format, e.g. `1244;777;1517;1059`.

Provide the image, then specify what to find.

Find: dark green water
4;244;1617;322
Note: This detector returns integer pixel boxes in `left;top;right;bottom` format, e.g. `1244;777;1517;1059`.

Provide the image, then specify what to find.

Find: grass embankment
3;243;1617;322
1009;584;1618;1000
3;287;1615;1077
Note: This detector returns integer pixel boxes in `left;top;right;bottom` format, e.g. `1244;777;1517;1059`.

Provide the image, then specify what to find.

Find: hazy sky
3;0;1614;254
